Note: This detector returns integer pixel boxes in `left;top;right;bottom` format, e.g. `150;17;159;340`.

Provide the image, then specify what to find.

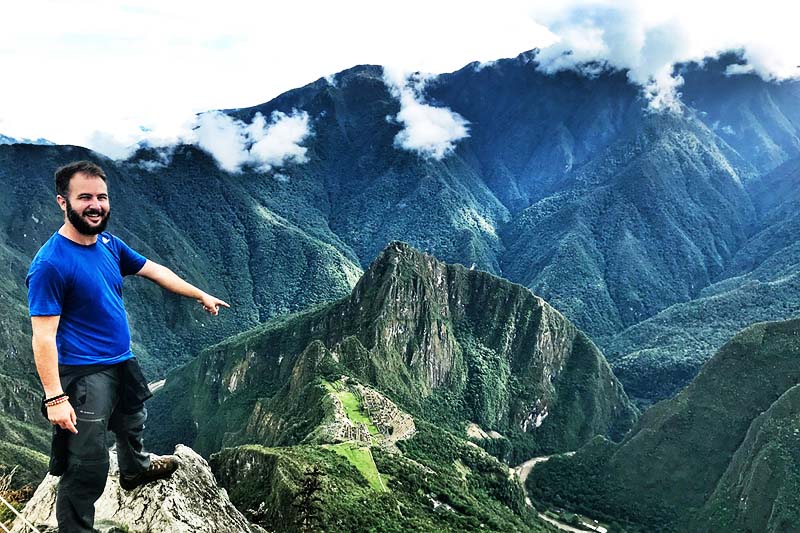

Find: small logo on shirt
102;236;110;244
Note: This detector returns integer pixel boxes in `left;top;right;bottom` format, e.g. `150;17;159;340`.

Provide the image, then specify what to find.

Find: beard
66;199;111;236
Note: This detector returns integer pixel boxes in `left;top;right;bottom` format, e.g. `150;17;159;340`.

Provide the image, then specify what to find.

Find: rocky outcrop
10;445;262;533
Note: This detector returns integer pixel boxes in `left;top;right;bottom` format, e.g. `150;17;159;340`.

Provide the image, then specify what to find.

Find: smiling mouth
84;211;104;221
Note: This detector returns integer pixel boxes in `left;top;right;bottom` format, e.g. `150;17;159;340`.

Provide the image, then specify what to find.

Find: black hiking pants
55;365;151;532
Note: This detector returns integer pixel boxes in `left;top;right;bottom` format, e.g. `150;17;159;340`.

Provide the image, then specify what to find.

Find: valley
2;48;799;532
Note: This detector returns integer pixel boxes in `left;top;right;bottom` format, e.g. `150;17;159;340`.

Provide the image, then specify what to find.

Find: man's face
58;172;111;236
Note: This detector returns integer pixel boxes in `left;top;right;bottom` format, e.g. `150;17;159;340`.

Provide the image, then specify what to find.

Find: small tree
292;466;325;532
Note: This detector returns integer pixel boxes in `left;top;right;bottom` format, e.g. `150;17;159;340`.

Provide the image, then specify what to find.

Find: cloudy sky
1;0;798;161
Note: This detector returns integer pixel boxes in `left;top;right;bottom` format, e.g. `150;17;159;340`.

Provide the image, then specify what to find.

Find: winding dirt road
514;454;565;485
513;452;597;533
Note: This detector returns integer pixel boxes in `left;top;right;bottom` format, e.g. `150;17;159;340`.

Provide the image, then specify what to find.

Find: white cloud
193;112;249;172
725;63;755;77
85;131;140;161
134;146;176;171
530;0;800;112
137;159;167;172
384;69;470;160
248;111;311;171
0;1;797;146
192;110;312;173
0;1;550;149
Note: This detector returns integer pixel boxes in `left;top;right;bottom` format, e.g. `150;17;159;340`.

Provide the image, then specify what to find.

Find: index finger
217;300;231;308
64;420;78;434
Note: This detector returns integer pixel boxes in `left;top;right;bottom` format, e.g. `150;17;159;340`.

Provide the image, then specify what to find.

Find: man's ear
56;195;67;213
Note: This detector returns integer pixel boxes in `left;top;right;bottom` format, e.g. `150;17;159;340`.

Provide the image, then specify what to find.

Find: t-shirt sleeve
116;236;147;276
26;260;65;316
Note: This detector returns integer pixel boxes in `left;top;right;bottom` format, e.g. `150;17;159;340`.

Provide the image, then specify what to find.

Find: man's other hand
197;293;230;316
48;402;78;434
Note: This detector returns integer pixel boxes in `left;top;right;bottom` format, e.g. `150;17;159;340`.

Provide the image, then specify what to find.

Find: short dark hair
55;161;107;197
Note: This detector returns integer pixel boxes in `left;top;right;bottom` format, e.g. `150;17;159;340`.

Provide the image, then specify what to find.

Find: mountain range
0;134;53;146
1;48;799;531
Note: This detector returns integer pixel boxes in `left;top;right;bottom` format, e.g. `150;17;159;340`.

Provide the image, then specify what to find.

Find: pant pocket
65;371;117;466
68;417;109;466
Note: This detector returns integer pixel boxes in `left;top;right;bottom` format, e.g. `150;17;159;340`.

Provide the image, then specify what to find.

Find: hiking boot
119;454;181;491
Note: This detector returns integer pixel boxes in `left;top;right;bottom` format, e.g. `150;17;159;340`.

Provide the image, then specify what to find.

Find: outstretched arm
136;260;230;315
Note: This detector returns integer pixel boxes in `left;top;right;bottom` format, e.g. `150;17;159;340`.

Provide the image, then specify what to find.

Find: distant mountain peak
0;133;54;146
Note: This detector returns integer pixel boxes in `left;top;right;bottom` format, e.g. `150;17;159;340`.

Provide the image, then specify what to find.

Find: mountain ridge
147;241;637;461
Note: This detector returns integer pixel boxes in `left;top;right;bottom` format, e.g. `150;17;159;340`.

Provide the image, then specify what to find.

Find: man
26;161;230;532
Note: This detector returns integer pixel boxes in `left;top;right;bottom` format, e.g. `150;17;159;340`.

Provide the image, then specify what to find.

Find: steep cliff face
528;318;800;530
338;241;636;449
149;241;636;460
699;384;800;532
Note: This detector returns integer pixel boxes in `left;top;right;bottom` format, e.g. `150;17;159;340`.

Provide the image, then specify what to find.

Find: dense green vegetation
500;111;757;340
606;267;800;404
0;412;48;490
147;241;636;531
606;154;800;404
325;443;385;492
527;438;677;530
211;421;549;532
699;384;800;532
529;318;800;530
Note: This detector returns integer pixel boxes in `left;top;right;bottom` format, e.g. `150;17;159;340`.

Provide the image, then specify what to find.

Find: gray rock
10;445;265;533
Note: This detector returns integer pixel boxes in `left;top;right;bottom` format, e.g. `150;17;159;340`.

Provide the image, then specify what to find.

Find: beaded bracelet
44;392;68;404
43;394;70;408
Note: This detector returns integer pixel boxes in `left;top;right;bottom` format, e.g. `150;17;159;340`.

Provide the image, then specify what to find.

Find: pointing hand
197;293;230;316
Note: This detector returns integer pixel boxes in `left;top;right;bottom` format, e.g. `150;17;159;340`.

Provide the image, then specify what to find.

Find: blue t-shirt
26;232;147;365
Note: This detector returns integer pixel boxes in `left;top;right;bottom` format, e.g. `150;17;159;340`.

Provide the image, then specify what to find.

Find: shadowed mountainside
528;318;800;531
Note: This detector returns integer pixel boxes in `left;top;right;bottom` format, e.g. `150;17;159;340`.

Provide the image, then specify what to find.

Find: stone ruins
353;384;416;447
322;378;416;449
